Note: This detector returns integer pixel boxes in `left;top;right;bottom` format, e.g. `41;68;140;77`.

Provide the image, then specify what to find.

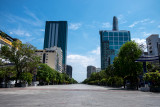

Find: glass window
119;32;123;37
124;32;128;36
114;32;118;36
124;37;129;41
114;37;118;41
109;32;113;36
115;50;119;54
104;32;108;36
114;42;118;45
109;37;113;41
123;41;127;44
119;42;123;45
115;46;119;49
109;46;114;49
103;37;108;41
109;41;113;45
119;37;123;41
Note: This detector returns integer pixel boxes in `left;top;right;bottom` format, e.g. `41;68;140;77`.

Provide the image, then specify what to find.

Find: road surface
0;84;160;107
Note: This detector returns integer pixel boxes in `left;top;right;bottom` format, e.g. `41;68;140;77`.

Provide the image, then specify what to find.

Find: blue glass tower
44;21;68;66
100;16;131;70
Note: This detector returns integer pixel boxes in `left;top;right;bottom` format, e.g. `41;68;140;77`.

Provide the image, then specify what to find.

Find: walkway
0;84;160;107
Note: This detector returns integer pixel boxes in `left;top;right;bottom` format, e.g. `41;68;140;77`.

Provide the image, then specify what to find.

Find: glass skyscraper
44;21;68;66
100;16;131;70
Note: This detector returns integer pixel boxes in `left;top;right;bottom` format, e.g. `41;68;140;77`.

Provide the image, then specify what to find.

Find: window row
103;32;130;37
103;37;130;41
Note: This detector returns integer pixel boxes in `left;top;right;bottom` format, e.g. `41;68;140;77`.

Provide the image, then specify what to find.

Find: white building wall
146;34;159;56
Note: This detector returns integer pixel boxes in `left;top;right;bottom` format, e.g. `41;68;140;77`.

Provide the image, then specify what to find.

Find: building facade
96;68;101;72
0;30;21;63
35;46;63;73
87;65;96;78
100;16;131;70
0;30;21;49
43;21;68;68
66;65;72;78
146;34;160;56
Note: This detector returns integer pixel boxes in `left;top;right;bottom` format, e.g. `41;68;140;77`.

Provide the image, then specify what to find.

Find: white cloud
132;38;147;51
128;21;139;28
118;14;123;20
127;11;131;14
91;46;100;55
82;32;89;39
9;32;13;34
10;29;31;37
40;29;45;32
138;27;145;30
5;7;43;27
20;37;35;43
69;23;82;30
25;33;31;37
118;14;127;24
129;19;150;28
67;47;100;82
132;38;146;45
150;20;155;23
142;32;151;37
102;22;111;28
67;55;95;68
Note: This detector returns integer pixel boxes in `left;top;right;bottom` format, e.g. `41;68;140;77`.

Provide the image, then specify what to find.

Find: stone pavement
0;84;160;107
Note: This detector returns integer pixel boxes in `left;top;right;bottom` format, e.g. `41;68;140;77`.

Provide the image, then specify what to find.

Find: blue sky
0;0;160;82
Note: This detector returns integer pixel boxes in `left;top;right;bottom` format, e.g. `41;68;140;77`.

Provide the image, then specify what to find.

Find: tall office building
44;21;68;68
100;16;131;70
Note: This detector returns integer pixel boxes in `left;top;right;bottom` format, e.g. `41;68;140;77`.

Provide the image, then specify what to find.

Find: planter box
15;83;28;87
32;81;39;86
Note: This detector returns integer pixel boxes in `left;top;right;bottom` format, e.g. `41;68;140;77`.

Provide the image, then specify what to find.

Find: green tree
113;41;143;89
144;71;160;87
0;42;40;86
20;72;33;84
0;66;16;87
37;63;58;85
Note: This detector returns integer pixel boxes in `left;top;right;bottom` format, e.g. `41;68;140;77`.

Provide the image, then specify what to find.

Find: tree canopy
0;42;40;85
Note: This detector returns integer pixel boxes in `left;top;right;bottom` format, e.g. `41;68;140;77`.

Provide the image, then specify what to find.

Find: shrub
100;78;107;85
143;71;160;87
107;76;123;87
20;72;33;84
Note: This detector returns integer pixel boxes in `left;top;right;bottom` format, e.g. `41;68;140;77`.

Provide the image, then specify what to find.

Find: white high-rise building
146;34;160;56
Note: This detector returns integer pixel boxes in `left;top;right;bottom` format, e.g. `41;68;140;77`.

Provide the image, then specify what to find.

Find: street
0;84;160;107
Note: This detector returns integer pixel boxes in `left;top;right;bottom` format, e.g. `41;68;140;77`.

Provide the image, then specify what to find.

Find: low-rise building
35;46;63;73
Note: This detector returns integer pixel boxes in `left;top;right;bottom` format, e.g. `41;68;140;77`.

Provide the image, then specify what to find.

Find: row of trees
83;41;143;89
37;63;77;85
0;41;77;87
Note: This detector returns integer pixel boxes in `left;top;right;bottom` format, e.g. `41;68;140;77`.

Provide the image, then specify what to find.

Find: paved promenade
0;84;160;107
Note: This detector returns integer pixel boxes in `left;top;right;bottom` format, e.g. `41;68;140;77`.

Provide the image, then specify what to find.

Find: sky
0;0;160;82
